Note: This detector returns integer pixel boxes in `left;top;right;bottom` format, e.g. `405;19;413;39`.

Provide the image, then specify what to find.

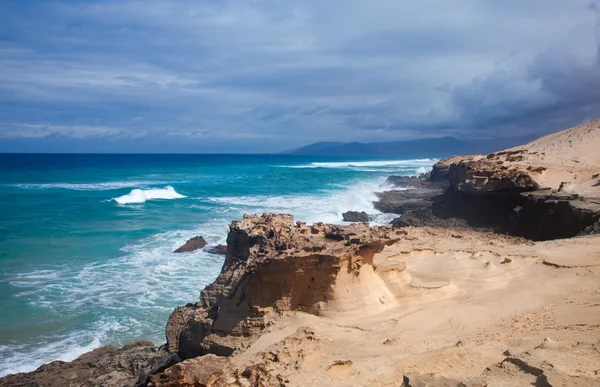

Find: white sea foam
209;177;395;225
416;166;429;174
1;222;229;377
9;181;171;191
283;159;437;170
113;186;186;204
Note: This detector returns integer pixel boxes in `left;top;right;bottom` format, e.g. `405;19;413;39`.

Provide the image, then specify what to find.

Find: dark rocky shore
373;155;600;241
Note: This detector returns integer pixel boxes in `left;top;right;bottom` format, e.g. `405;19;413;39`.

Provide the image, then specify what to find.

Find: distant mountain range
284;136;539;157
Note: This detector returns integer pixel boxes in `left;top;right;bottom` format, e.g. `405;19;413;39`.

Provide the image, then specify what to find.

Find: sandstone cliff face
165;213;401;360
426;122;600;240
445;152;539;194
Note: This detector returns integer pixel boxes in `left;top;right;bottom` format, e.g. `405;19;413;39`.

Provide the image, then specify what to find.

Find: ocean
0;154;436;376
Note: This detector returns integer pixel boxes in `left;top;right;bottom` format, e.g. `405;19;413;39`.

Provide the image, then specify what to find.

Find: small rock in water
174;236;207;253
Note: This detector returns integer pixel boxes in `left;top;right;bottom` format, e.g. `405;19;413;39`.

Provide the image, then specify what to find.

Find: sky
0;0;599;153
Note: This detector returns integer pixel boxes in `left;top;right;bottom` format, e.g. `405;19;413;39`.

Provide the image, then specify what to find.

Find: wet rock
206;244;227;255
0;342;169;387
342;211;370;222
174;236;207;253
386;175;447;190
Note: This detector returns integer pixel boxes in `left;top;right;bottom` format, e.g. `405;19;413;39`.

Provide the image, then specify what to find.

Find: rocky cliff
377;120;600;240
165;214;402;361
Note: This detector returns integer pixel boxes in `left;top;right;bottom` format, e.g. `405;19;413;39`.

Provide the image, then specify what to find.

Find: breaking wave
113;186;186;204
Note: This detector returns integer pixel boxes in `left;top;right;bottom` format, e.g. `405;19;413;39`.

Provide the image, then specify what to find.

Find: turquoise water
0;154;435;376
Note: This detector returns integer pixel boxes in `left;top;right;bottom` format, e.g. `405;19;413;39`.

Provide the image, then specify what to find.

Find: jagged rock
0;342;170;387
165;213;401;360
174;236;207;253
151;328;317;387
342;211;369;222
206;244;227;255
446;155;539;194
429;155;467;182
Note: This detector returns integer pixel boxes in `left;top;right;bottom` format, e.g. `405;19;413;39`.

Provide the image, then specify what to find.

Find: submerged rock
342;211;370;222
174;236;207;253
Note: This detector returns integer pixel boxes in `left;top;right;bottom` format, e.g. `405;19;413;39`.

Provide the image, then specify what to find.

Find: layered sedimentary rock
165;213;402;360
375;119;600;239
154;222;600;386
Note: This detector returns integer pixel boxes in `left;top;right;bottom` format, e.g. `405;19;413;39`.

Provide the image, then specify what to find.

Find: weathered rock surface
165;213;401;360
373;120;600;240
150;327;317;387
434;149;600;240
341;211;369;222
0;342;176;387
429;155;466;182
445;152;539;194
173;236;207;253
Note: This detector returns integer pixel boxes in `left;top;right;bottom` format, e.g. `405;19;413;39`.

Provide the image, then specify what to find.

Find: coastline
2;121;600;386
0;156;433;378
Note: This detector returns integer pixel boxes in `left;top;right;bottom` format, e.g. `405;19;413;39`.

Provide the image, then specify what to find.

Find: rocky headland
2;120;600;387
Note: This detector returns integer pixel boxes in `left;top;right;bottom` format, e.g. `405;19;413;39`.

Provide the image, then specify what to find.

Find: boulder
174;236;207;253
342;211;370;222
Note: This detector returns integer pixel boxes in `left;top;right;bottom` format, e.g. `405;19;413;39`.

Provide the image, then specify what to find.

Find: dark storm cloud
0;0;598;152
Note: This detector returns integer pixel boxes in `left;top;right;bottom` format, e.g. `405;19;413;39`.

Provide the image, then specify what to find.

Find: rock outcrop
0;342;177;387
173;236;207;253
371;120;600;240
434;148;600;240
150;327;318;387
341;211;369;222
165;213;401;360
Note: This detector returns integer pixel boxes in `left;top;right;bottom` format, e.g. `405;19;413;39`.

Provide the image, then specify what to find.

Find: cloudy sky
0;0;599;152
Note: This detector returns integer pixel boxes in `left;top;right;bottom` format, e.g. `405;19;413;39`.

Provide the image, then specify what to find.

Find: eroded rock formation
165;214;402;360
374;120;600;240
